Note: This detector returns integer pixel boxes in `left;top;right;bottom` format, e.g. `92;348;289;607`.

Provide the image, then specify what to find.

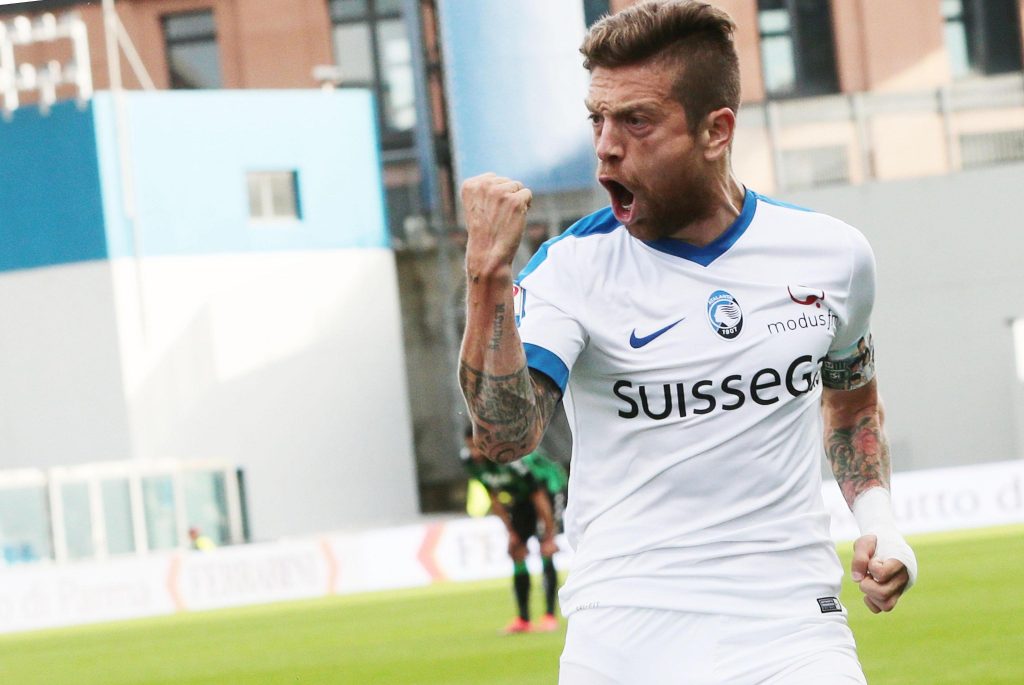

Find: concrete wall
783;162;1024;470
0;262;133;467
110;250;419;539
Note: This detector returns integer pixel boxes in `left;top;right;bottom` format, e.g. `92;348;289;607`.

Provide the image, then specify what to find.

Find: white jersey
514;189;876;619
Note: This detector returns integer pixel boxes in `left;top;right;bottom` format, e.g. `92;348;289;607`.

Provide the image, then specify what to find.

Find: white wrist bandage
852;487;918;589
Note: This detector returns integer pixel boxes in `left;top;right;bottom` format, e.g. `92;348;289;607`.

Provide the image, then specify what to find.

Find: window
183;471;230;546
942;0;1023;78
163;10;222;89
0;461;244;563
101;479;135;555
247;171;301;221
61;482;94;560
329;0;417;146
0;485;51;564
757;0;839;98
143;476;178;551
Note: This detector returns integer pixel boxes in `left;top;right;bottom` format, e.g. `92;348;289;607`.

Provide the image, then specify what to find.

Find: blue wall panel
438;0;597;194
92;90;389;259
0;101;107;272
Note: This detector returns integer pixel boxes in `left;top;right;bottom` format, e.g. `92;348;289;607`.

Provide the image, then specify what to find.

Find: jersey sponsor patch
706;290;743;340
817;597;843;613
512;284;526;327
822;332;875;390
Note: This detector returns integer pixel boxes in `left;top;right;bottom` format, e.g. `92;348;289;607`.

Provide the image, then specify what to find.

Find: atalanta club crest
706;290;743;340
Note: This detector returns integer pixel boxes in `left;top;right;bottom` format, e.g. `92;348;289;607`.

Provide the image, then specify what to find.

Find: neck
665;173;746;247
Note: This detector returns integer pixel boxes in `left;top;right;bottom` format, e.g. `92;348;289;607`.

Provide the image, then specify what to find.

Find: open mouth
600;178;636;224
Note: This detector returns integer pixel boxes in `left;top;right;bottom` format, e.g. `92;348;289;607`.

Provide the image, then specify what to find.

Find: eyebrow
584;98;662;117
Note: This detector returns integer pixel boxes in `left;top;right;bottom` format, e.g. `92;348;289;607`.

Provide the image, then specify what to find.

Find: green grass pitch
0;525;1020;684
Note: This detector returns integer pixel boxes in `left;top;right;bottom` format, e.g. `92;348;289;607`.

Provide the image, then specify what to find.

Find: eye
588;113;603;126
626;115;646;127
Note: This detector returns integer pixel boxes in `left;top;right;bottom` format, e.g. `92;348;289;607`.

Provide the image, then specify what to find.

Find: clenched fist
461;173;533;280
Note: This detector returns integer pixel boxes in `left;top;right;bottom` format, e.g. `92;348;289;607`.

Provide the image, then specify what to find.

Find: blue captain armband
822;332;876;390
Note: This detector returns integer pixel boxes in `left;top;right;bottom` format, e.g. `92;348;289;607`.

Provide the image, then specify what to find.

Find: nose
594;121;623;162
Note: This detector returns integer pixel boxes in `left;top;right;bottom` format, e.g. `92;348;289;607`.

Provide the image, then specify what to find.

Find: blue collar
643;188;757;266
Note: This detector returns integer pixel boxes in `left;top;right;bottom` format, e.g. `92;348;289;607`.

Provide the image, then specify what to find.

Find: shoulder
752;191;873;260
516;206;624;284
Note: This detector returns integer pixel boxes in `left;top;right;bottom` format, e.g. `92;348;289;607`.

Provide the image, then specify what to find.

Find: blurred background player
461;427;567;633
188;527;216;552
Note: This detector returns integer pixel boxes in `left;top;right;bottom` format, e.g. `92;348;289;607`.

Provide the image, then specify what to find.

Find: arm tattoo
827;413;890;507
529;368;562;436
489;304;506;351
458;362;562;463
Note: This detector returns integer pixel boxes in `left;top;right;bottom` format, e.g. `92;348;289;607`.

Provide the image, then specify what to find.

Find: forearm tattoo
489;304;506;351
827;413;890;507
458;362;561;463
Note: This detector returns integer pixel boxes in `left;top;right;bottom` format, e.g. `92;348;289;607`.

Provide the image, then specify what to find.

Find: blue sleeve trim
517;206;620;282
523;343;569;393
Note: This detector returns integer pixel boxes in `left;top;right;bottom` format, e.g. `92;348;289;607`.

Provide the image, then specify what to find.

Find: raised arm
459;174;561;463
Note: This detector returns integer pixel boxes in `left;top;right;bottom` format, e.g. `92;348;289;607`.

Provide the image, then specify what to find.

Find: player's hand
507;531;523;556
461;173;533;278
540;537;558;557
851;534;911;613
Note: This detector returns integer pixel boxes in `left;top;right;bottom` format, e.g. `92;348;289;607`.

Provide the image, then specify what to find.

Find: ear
701;107;736;161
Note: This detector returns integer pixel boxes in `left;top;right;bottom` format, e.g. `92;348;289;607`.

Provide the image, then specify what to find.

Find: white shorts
559;607;866;685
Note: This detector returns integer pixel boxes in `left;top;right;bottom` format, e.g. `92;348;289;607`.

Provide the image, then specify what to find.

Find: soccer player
461;428;567;633
457;1;917;682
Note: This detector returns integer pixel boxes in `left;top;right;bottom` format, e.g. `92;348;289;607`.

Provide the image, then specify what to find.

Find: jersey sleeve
822;227;877;390
514;244;587;393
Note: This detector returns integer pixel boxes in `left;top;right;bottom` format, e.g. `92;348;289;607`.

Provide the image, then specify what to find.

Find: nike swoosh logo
629;318;685;349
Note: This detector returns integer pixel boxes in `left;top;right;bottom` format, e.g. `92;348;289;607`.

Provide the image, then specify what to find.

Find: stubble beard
630;175;717;241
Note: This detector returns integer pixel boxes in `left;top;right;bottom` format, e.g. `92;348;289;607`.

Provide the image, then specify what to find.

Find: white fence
1;459;1022;634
